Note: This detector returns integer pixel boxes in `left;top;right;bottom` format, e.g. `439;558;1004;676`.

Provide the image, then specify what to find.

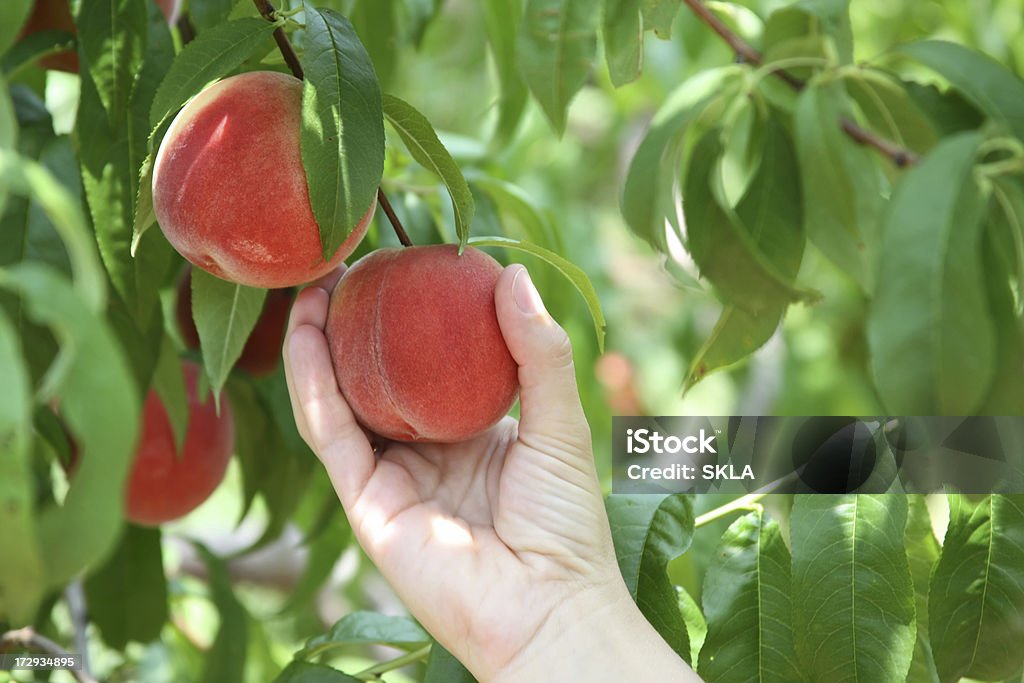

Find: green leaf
904;82;985;137
0;74;15;154
0;306;44;625
793;79;886;291
621;67;742;250
482;0;529;146
470;175;559;250
0;135;78;278
129;0;175;253
846;70;938;156
84;525;169;649
686;305;783;389
641;0;679;39
77;0;147;124
518;0;600;135
424;641;475;683
151;334;190;453
300;612;430;659
197;544;250;683
0;149;106;311
351;0;398;89
906;496;941;683
603;0;643;87
302;7;385;260
149;17;280;130
191;0;235;31
677;586;706;665
684;128;817;312
930;495;1024;682
383;94;474;247
467;236;606;351
791;495;916;682
763;0;852;65
275;662;362;683
868;132;995;414
606;494;694;662
78;10;174;326
699;509;802;683
191;268;267;398
0;264;139;589
686;116;805;387
0;0;32;55
898;40;1024;141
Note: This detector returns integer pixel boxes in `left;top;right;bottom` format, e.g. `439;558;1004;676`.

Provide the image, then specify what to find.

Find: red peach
152;71;373;288
126;361;235;526
325;245;519;442
176;267;294;377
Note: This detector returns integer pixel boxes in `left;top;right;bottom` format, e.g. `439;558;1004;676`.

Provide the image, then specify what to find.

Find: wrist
487;578;699;683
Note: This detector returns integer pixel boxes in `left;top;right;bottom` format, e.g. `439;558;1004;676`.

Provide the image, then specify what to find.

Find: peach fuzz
125;361;235;526
325;245;519;443
152;71;373;288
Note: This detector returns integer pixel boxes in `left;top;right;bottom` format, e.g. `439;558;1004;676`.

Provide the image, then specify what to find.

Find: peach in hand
325;245;519;442
152;71;372;289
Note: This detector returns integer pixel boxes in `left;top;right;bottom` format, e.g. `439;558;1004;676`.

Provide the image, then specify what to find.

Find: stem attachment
252;0;304;79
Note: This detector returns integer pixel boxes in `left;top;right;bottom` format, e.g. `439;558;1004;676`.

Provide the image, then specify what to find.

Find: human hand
284;263;699;682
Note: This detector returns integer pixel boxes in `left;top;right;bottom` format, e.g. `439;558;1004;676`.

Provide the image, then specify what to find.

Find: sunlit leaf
302;7;385;259
929;495;1024;682
791;494;916;682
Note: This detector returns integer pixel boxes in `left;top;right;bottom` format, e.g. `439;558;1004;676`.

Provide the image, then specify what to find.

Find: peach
325;245;519;443
126;361;235;526
152;71;373;288
176;267;294;377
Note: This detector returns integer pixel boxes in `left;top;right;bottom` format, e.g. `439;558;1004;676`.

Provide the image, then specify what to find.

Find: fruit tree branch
376;189;413;247
0;628;98;683
252;0;413;245
679;0;920;167
252;0;304;80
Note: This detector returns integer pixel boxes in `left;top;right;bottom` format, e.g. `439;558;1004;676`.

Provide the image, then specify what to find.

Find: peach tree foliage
0;0;1022;682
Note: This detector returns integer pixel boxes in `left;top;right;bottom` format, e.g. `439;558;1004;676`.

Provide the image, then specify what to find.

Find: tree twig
252;0;304;79
0;628;98;683
680;0;920;167
376;189;413;247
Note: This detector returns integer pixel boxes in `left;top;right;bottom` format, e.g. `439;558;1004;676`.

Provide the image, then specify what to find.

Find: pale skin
284;263;701;682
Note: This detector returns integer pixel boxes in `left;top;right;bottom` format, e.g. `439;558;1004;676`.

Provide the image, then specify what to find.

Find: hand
284;263;699;682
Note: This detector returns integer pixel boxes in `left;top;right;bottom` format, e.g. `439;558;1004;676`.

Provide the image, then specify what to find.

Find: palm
347;417;612;671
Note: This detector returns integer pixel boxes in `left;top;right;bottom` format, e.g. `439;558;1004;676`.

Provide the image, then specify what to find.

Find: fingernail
512;267;547;317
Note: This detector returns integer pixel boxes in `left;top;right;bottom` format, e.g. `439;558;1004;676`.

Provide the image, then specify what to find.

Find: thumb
495;265;591;455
